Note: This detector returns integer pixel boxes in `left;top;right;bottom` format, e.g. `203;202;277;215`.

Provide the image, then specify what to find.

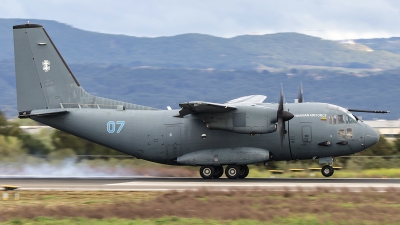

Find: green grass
2;190;400;224
248;166;400;178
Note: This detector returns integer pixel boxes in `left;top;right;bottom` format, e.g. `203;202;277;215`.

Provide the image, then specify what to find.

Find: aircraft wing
177;95;267;117
177;101;236;117
226;95;267;104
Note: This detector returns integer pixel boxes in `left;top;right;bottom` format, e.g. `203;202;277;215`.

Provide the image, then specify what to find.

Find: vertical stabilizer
13;23;156;116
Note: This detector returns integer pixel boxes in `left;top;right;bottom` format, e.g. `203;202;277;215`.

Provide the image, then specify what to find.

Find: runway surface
1;177;400;191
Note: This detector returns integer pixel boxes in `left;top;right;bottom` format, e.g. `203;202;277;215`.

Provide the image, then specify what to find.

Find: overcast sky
2;0;400;40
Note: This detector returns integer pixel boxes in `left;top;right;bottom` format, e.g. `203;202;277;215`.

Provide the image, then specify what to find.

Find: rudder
14;23;81;113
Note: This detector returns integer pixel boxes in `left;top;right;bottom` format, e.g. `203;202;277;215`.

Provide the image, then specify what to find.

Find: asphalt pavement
1;176;399;191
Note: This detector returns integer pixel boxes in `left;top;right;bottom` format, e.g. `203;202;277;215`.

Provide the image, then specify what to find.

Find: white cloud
2;0;400;39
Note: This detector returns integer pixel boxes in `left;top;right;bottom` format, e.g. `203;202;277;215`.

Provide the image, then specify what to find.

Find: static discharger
2;185;20;201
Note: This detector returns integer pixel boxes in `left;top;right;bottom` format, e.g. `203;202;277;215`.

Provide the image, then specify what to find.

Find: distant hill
0;19;398;120
2;19;400;70
0;59;398;120
356;37;400;55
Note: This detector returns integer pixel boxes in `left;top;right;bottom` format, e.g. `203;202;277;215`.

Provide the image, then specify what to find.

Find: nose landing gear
321;165;334;177
319;157;334;177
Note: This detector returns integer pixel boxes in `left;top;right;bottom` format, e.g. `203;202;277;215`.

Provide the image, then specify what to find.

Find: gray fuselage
32;102;379;165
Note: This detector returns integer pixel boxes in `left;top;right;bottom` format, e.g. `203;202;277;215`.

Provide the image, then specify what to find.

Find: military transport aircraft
13;23;388;179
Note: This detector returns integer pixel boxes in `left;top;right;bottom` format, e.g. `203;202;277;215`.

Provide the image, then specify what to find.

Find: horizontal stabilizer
19;108;68;118
177;101;236;117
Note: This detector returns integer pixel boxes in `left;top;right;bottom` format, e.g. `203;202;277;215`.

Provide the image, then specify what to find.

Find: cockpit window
338;115;345;124
329;114;357;125
329;115;337;124
346;114;357;123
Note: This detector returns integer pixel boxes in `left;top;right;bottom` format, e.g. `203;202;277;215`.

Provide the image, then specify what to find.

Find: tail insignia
42;60;50;72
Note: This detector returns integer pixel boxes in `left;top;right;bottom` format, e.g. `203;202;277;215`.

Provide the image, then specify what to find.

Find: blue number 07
116;121;125;133
107;121;125;133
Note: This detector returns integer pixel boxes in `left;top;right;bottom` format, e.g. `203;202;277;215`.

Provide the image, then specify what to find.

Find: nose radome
364;128;379;149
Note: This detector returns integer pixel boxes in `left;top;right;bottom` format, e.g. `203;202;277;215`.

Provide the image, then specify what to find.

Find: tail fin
13;23;156;116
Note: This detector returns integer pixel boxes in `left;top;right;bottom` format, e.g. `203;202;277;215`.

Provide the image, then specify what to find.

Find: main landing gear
199;165;249;179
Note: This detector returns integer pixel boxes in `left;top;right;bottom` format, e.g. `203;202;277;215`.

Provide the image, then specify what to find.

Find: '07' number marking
107;121;125;133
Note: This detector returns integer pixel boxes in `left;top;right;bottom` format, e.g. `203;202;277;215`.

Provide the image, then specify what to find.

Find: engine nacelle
177;147;270;166
199;106;277;134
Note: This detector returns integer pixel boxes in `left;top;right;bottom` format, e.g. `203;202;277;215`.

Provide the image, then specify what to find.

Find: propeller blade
278;83;284;113
277;84;284;149
278;117;284;148
276;84;294;149
297;82;303;103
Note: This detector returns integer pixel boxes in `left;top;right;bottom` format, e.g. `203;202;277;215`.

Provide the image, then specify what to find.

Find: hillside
2;19;400;70
0;60;398;119
0;19;398;120
356;37;400;54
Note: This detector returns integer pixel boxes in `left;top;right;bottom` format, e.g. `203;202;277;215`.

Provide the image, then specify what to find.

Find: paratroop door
302;126;312;143
166;126;181;159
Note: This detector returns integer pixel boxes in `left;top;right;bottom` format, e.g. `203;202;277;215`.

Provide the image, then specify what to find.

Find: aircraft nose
364;127;379;149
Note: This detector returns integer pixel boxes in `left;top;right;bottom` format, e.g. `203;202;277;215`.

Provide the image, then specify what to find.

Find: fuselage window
329;115;337;124
338;115;345;124
346;128;353;139
338;129;345;139
331;114;357;124
346;114;357;123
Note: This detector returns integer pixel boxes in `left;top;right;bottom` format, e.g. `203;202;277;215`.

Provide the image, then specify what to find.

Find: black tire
321;165;334;177
225;165;240;179
213;166;224;179
238;165;249;179
200;166;215;179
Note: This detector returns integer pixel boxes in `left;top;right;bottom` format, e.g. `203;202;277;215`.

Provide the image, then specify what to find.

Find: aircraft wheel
200;166;215;179
238;165;249;179
213;166;224;179
321;165;334;177
225;165;240;179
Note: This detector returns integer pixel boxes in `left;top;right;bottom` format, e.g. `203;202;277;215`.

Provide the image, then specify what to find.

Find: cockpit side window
346;114;357;123
338;115;345;124
329;115;336;124
329;114;357;125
